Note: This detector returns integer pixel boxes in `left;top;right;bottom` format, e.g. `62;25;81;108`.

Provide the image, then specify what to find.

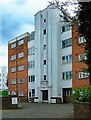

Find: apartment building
72;24;89;87
0;67;8;91
8;32;30;101
34;5;72;103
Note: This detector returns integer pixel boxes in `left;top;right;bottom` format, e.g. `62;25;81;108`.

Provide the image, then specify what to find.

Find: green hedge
72;87;91;103
0;90;8;97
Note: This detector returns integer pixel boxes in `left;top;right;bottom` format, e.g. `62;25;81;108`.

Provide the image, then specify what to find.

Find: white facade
28;31;35;99
34;5;72;103
0;67;8;91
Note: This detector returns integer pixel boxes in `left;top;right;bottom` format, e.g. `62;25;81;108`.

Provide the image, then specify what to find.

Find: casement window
61;24;72;33
43;29;46;35
28;61;35;68
11;91;16;95
11;67;16;72
18;92;24;96
32;89;35;97
62;71;72;80
18;52;24;58
18;65;24;71
31;75;35;82
11;43;16;49
43;44;46;50
44;19;46;22
62;54;72;64
62;38;72;48
11;79;16;84
79;53;87;61
18;78;24;83
78;36;86;43
18;39;24;45
79;72;89;79
44;60;46;65
44;75;46;80
28;46;35;55
11;55;16;60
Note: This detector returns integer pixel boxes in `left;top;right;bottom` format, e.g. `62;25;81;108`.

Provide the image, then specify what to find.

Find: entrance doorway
63;88;72;103
42;90;48;101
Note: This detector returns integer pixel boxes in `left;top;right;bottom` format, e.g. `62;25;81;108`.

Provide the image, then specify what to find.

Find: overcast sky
0;0;51;69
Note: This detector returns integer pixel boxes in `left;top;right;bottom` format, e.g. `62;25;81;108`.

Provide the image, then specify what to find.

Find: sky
0;0;51;69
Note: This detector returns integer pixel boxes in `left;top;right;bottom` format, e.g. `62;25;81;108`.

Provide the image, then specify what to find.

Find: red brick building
8;32;30;101
72;24;89;87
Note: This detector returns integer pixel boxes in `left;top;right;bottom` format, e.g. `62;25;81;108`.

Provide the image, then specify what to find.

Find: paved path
2;102;74;118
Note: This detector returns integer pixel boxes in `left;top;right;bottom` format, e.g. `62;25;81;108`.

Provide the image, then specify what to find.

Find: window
18;39;24;45
61;54;72;64
44;60;46;65
44;75;46;80
32;89;35;97
11;79;16;84
44;19;46;22
18;78;24;83
43;44;46;50
29;33;35;41
43;29;46;35
28;76;31;82
61;24;72;33
62;71;72;80
79;72;89;79
78;36;86;43
18;52;24;58
11;55;16;61
11;67;16;72
28;61;35;68
28;46;35;55
11;91;16;95
62;38;72;48
11;43;16;49
18;66;24;71
79;53;87;61
31;75;35;82
18;92;24;96
29;92;31;97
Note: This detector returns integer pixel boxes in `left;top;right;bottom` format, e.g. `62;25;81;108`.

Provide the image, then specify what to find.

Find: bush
2;90;8;97
72;87;91;103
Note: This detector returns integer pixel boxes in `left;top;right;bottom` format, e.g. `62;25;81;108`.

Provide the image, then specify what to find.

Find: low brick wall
1;96;18;109
74;101;91;119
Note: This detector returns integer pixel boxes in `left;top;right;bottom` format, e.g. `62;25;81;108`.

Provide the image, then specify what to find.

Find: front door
63;88;72;103
42;90;48;101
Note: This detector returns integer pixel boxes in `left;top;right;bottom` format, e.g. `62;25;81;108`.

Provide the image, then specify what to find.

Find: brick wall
8;36;28;101
72;23;89;87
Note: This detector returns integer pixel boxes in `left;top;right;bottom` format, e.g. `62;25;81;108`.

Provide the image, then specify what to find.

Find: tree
49;0;91;85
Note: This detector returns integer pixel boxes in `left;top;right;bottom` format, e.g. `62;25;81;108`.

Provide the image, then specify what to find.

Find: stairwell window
18;92;24;96
11;79;16;84
43;29;46;35
18;78;24;83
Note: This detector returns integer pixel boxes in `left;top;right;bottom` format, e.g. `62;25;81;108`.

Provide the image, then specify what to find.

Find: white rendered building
34;5;72;103
0;67;8;91
28;31;35;100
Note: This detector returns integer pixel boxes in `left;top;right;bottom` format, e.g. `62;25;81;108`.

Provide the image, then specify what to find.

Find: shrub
2;90;8;97
72;87;91;103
